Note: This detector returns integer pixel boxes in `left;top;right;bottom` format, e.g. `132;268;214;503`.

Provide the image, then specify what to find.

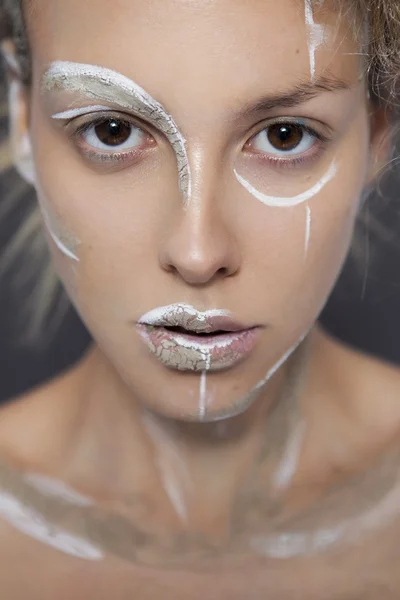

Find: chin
129;367;264;423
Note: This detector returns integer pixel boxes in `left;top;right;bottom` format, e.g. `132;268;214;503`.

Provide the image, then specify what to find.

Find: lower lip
136;325;260;372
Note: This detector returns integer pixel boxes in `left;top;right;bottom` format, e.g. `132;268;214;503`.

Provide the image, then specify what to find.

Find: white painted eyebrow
42;61;192;205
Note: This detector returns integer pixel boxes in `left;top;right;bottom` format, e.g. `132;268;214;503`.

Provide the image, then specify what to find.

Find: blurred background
0;66;399;405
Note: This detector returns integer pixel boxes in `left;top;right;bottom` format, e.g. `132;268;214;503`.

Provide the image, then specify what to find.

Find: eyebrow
236;74;351;118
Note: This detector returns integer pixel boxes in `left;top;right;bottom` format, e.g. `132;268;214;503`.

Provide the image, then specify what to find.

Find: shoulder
0;358;85;468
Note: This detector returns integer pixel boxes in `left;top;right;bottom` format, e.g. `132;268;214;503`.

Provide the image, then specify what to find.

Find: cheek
33;153;179;321
234;137;368;324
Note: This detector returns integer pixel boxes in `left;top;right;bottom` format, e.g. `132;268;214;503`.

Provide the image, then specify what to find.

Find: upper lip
138;303;250;334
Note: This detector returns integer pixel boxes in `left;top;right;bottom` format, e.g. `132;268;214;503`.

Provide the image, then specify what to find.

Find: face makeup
40;208;80;262
199;331;309;424
199;352;211;420
5;64;81;263
305;204;312;255
43;61;192;205
305;0;327;80
234;160;337;208
34;184;81;263
137;304;260;372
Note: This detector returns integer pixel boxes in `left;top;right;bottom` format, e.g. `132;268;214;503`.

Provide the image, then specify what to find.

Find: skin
2;0;400;598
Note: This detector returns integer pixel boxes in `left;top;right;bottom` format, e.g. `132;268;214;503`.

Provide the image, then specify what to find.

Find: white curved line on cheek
39;209;80;263
234;160;337;208
49;230;80;262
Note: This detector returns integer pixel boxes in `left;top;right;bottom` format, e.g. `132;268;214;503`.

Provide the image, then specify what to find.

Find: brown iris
267;123;303;152
94;119;132;147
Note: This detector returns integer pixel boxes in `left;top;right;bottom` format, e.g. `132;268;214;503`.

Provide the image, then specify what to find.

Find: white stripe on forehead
43;61;192;206
305;0;327;80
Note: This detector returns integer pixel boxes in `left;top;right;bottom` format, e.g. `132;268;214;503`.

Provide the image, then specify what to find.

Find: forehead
28;0;359;106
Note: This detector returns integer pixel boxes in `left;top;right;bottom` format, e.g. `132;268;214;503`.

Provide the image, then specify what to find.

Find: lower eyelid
246;142;327;171
76;143;150;164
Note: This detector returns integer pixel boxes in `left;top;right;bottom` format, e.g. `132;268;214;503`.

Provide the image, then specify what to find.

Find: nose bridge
159;141;240;285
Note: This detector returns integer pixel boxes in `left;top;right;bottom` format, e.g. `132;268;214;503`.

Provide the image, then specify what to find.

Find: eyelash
69;113;155;163
68;112;331;170
245;121;330;171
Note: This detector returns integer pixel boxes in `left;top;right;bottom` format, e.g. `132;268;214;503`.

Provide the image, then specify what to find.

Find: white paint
252;476;400;560
0;490;103;560
199;353;211;419
48;229;80;262
6;75;80;262
305;0;327;80
234;160;337;208
44;61;192;205
305;204;312;255
39;207;80;262
203;331;309;424
254;333;307;393
164;332;237;353
142;413;191;523
24;473;93;507
138;303;231;326
273;422;306;490
52;105;114;120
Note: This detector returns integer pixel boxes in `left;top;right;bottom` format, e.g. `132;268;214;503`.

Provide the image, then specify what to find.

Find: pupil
268;124;303;151
95;119;131;147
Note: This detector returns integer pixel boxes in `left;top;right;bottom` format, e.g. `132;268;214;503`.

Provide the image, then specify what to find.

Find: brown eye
267;124;304;152
94;119;132;147
250;122;316;157
82;118;146;151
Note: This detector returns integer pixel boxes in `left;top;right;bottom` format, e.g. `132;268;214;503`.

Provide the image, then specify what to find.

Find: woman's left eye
80;118;148;152
248;122;319;158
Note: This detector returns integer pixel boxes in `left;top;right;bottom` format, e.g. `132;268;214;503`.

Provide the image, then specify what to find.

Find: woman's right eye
80;117;149;153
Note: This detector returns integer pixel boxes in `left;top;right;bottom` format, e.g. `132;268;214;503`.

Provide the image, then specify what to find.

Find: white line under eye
251;123;316;157
82;119;146;152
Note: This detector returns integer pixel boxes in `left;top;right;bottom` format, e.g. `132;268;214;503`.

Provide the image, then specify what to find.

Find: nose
159;163;240;286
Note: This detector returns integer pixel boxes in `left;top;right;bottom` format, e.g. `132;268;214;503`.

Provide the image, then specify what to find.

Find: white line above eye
43;61;192;206
52;105;113;119
234;160;337;208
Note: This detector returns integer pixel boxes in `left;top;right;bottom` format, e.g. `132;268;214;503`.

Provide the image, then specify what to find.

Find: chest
1;524;400;600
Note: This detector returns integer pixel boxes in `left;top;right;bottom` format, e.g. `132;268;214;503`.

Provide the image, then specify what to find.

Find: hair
0;0;399;346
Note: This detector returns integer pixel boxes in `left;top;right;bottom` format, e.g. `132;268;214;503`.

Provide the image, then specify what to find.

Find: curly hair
0;0;399;345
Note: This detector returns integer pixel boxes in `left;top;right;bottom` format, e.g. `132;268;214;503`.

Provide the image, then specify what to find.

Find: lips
137;303;260;372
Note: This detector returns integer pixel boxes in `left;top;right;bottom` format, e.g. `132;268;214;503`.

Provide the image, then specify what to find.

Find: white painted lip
137;303;238;334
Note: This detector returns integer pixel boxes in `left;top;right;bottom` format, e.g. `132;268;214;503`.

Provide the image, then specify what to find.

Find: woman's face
19;0;382;420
